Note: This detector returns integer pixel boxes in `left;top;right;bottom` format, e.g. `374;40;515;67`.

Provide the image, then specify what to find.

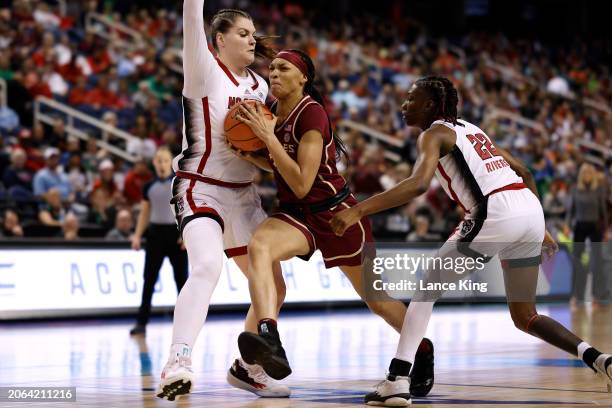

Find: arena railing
34;96;139;163
0;78;6;108
85;12;145;51
484;107;547;135
336;120;402;163
575;139;612;168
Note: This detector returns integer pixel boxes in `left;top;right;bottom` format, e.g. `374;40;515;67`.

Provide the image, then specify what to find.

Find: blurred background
0;0;610;318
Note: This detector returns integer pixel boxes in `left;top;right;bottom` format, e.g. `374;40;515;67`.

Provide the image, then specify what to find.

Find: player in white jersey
331;77;611;406
156;0;289;400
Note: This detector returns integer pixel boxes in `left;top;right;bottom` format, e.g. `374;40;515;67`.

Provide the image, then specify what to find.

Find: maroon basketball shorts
272;195;374;268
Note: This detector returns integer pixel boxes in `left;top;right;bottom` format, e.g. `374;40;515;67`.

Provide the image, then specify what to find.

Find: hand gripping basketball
224;100;276;152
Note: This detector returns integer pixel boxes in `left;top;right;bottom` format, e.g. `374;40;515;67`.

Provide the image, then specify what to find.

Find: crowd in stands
0;0;610;246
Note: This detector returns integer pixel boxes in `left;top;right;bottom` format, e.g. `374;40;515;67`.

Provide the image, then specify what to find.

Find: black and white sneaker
410;337;434;397
238;332;292;380
227;358;291;397
594;354;612;392
365;375;412;407
156;344;194;401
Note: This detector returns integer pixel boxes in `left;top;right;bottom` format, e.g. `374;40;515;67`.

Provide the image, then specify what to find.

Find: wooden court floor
1;304;611;407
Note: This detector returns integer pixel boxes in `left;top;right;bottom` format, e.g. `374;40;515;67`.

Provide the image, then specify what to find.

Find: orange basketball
224;100;273;152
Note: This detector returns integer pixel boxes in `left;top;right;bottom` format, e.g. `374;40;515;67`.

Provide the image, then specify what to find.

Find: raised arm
182;0;215;98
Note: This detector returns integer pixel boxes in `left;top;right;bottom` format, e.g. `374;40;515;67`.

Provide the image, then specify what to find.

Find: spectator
32;147;73;200
123;158;153;206
61;212;80;240
38;188;65;227
1;209;24;237
127;115;157;160
88;159;122;230
3;148;33;191
65;153;88;201
106;209;134;240
68;76;89;106
406;215;441;242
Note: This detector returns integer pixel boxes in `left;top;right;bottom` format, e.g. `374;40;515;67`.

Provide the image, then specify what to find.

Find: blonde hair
577;163;600;191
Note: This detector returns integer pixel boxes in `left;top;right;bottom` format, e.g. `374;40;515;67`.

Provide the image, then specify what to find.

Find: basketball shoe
227;358;291;397
238;320;291;380
365;374;412;407
594;354;612;392
410;338;434;397
156;344;194;401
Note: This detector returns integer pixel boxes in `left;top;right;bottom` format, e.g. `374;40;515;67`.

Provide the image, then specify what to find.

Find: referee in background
130;147;188;335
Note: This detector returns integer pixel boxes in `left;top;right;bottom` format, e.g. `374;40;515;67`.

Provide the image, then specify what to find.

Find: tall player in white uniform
156;0;289;400
332;77;612;406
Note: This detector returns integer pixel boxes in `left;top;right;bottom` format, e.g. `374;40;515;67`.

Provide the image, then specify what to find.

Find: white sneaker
364;375;412;407
594;354;612;392
156;344;194;401
227;358;291;397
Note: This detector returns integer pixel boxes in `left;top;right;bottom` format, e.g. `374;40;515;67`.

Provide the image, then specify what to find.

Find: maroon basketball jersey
270;95;346;204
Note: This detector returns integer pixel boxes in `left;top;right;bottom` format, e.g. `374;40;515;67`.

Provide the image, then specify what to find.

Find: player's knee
247;238;272;262
510;308;537;332
189;250;223;281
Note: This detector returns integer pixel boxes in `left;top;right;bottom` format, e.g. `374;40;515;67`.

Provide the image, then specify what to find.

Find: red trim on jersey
195;97;212;174
247;68;259;90
176;171;251;188
215;57;240;86
488;182;527;196
437;163;470;214
225;246;248;258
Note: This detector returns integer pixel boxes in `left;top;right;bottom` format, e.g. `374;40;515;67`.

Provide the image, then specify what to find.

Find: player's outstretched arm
330;129;442;236
182;0;215;98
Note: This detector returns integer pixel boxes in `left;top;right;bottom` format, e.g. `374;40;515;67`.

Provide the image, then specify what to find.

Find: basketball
224;100;273;152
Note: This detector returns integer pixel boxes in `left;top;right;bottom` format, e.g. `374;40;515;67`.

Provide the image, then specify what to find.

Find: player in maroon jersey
231;49;434;394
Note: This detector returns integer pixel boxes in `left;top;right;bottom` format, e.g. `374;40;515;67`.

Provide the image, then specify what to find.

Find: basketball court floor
2;304;611;407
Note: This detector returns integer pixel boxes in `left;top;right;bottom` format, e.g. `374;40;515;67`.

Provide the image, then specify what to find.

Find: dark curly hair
414;76;462;126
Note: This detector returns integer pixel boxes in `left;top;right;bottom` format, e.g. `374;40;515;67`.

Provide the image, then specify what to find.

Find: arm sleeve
182;0;216;98
295;104;330;142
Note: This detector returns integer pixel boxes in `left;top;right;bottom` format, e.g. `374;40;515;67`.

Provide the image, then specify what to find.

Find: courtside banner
0;245;574;318
0;248;361;319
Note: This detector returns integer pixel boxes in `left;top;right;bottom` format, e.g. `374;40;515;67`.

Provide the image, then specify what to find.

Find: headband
275;50;309;78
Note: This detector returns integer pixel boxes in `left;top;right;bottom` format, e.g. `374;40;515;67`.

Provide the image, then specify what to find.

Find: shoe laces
374;372;391;389
247;364;271;385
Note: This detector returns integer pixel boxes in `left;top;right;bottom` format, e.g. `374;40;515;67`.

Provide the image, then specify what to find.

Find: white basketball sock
577;342;591;360
395;301;435;364
171;217;224;347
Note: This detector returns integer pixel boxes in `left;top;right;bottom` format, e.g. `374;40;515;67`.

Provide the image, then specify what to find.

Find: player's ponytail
415;76;462;126
286;49;349;163
211;9;277;60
